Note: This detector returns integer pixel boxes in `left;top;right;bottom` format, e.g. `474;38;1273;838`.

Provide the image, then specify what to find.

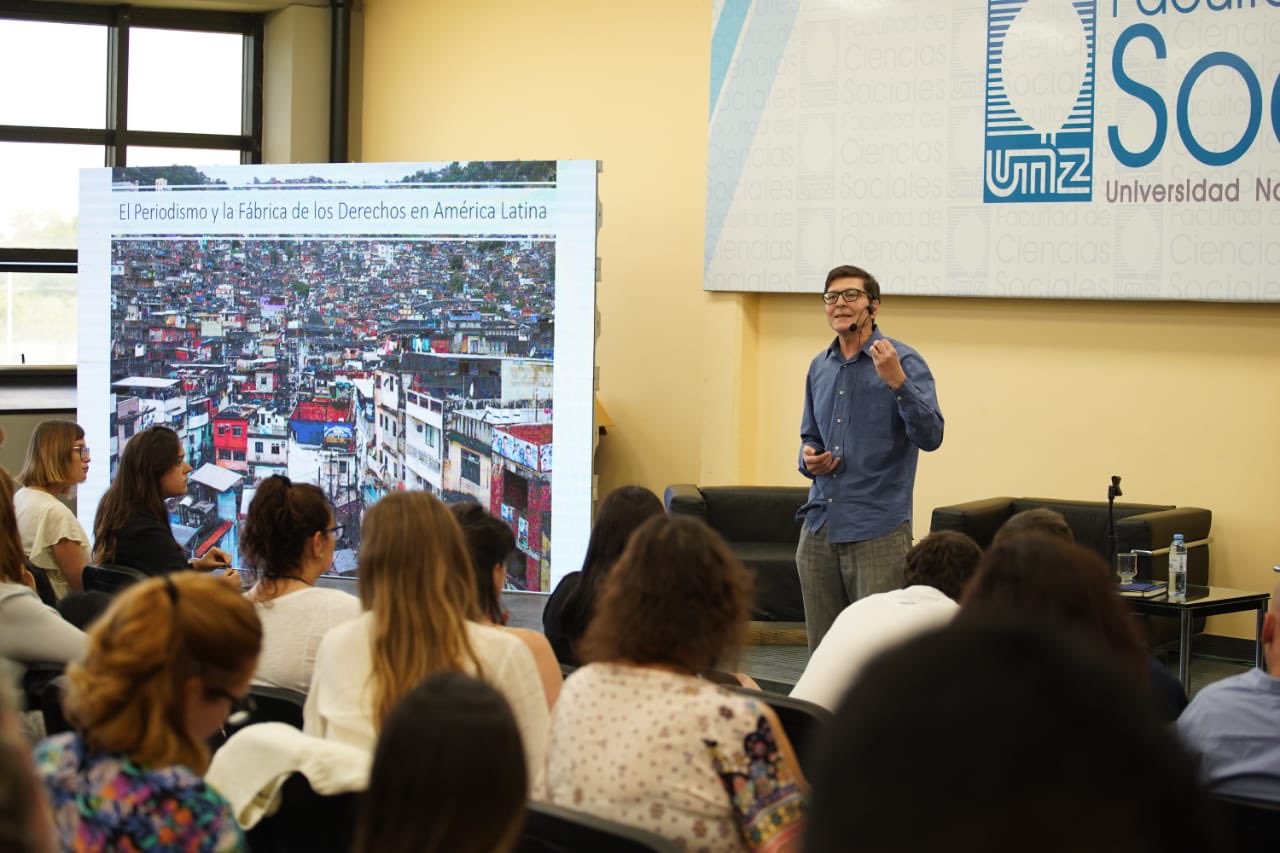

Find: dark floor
505;591;1252;697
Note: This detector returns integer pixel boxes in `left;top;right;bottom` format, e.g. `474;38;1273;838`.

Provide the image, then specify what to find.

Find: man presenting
796;265;943;651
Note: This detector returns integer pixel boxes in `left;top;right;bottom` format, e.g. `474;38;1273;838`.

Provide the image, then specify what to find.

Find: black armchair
930;496;1212;646
664;484;809;622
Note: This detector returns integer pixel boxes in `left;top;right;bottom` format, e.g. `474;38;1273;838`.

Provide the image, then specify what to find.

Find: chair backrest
38;674;72;737
722;685;833;777
243;685;307;730
1209;793;1280;853
26;559;58;606
244;771;361;853
81;563;147;595
518;802;681;853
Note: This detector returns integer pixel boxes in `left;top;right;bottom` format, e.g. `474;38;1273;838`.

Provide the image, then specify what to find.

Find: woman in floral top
542;515;808;853
34;572;261;852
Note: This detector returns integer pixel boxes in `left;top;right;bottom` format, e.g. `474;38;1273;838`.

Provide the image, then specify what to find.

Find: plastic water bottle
1168;533;1188;602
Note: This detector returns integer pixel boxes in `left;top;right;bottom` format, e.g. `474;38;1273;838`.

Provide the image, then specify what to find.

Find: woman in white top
449;501;562;706
304;491;548;778
14;421;92;598
0;473;85;665
240;475;360;694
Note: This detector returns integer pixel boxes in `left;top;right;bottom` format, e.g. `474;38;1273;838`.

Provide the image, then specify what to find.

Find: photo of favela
106;231;557;591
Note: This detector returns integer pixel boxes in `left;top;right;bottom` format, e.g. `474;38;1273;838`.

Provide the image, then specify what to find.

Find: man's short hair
903;530;982;600
991;507;1074;547
824;264;881;302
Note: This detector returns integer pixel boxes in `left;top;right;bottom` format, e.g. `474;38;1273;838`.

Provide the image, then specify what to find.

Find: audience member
0;659;55;853
804;623;1214;853
541;485;663;666
14;420;91;597
544;515;807;852
958;533;1149;678
240;475;360;693
355;672;527;853
1177;580;1280;802
0;472;85;666
33;573;261;851
304;491;548;779
986;510;1188;718
790;530;980;710
92;426;238;583
450;501;562;705
989;506;1074;548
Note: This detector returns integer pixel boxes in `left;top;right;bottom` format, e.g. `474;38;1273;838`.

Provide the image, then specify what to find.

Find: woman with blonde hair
304;490;548;776
33;572;261;851
14;420;92;597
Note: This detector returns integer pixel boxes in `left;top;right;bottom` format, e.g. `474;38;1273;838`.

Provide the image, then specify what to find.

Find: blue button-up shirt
797;328;943;544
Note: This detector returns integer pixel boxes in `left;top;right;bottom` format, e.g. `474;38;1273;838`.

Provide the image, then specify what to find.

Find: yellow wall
359;0;1280;634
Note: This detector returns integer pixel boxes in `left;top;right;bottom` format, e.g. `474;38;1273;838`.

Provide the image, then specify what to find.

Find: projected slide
78;161;598;591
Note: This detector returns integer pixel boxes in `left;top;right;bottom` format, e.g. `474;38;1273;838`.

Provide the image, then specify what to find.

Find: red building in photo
212;405;254;473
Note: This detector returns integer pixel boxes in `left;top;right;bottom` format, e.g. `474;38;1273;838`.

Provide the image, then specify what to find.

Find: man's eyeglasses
71;445;91;460
822;287;869;305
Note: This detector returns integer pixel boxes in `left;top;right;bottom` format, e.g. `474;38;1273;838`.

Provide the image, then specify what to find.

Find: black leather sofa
930;496;1212;646
664;484;809;622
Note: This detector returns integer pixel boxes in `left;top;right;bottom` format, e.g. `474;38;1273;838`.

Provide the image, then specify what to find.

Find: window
254;440;263;453
232;425;243;437
503;470;528;512
232;450;245;461
462;450;481;485
0;4;263;366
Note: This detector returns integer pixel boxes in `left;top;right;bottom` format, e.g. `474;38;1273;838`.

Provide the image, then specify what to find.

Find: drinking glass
1115;552;1138;586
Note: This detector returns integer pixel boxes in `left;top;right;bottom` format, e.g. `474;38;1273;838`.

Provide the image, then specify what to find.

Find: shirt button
833;446;840;451
838;390;844;395
827;498;833;503
836;418;842;423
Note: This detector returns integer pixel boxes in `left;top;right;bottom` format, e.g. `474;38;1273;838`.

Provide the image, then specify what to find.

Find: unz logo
984;0;1097;203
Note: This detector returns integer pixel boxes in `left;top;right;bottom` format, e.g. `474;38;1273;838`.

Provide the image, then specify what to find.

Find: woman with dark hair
92;426;238;583
541;484;663;665
241;475;360;693
957;533;1150;683
543;515;808;852
354;672;528;853
450;501;562;705
14;420;91;597
33;572;261;850
0;472;85;665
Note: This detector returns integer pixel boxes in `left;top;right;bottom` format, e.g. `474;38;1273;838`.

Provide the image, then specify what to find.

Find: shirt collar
825;326;883;361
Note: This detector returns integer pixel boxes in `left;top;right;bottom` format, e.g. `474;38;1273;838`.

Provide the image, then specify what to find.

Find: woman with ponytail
304;491;548;782
33;572;261;851
240;475;359;693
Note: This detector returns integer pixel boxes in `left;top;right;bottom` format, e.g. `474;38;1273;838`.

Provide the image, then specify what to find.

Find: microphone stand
1107;475;1123;565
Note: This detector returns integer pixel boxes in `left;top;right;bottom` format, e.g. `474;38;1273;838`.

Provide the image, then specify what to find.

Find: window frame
0;0;265;368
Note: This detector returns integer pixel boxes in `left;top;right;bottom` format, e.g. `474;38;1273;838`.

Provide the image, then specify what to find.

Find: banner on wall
707;0;1280;301
78;160;599;590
